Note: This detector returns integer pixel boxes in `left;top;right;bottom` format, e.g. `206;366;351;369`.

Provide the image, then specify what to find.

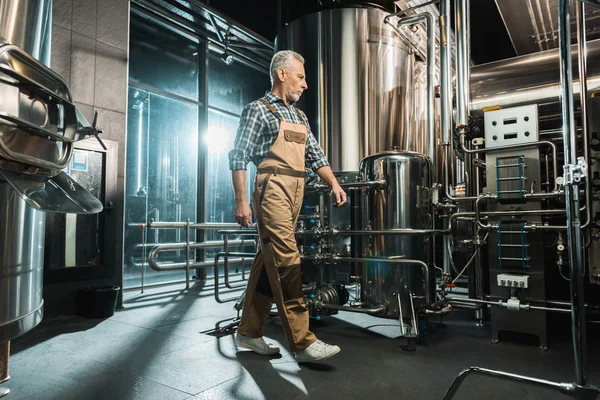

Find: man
228;50;346;363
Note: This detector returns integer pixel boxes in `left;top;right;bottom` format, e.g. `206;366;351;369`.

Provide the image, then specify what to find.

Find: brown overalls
237;99;317;351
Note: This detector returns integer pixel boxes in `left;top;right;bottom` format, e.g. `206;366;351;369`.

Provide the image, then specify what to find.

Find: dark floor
3;281;599;400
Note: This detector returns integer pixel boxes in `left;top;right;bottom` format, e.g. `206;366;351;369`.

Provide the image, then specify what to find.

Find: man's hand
234;201;253;227
331;184;347;207
314;166;347;207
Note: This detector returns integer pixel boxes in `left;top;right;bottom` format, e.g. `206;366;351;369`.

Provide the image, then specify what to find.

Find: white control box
497;273;530;289
484;104;539;148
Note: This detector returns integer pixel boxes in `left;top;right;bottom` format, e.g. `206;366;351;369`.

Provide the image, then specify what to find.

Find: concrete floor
4;281;599;400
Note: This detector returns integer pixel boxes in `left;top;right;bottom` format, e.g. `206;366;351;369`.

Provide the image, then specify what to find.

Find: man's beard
287;91;300;104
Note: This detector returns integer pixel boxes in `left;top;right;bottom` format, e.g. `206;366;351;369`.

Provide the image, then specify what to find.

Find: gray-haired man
228;50;345;363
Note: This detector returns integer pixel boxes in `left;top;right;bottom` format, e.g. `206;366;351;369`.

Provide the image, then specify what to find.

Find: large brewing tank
470;38;600;118
359;150;432;319
276;6;424;172
0;0;52;343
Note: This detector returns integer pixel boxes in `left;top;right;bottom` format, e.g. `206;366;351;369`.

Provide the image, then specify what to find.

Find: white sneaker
294;339;341;363
235;333;280;356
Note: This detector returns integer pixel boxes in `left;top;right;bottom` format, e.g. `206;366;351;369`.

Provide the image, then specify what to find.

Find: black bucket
76;286;120;319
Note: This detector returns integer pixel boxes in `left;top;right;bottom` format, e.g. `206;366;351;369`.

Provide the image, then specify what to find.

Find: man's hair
270;50;305;85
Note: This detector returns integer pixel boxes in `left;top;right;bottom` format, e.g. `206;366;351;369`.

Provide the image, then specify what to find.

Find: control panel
484;105;539;148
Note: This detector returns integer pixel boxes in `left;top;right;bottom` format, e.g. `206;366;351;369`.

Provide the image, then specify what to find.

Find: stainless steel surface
559;0;588;387
0;181;45;343
440;0;452;144
277;7;433;171
455;0;470;127
577;2;592;232
387;0;439;20
0;43;74;174
470;39;600;115
359;150;432;318
0;170;103;214
0;0;52;65
397;12;437;179
495;0;600;55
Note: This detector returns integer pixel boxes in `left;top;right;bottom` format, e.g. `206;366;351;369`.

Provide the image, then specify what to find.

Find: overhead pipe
383;0;440;22
396;12;436;169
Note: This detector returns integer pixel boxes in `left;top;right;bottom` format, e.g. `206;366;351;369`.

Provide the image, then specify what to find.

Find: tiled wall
46;0;130;313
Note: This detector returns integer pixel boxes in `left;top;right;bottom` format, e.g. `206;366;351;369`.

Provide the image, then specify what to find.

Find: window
124;11;200;288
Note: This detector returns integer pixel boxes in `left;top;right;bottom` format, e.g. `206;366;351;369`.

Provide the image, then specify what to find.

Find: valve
591;132;600;151
593;172;600;189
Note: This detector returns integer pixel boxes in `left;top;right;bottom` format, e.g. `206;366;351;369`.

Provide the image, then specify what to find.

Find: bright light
203;126;231;152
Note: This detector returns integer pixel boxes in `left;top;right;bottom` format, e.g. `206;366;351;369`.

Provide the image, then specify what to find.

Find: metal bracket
565;157;588;184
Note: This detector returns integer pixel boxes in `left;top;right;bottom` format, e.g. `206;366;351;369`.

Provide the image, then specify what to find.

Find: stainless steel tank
359;150;432;319
276;6;420;171
0;185;45;342
0;0;51;343
0;0;52;65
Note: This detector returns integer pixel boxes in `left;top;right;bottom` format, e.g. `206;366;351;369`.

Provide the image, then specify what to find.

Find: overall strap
292;106;304;123
258;98;281;120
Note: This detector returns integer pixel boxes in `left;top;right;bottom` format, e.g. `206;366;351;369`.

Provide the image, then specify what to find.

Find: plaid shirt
228;91;329;171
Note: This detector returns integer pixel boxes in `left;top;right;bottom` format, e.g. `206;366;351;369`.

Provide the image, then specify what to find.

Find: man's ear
277;68;286;82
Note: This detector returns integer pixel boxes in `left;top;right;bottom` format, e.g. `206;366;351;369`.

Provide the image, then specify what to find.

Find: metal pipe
147;221;243;230
397;12;436;167
444;145;480;202
577;1;592;231
141;225;146;294
216;229;258;236
384;0;440;22
445;297;572;314
317;303;386;315
306;180;386;192
214;252;254;303
559;0;589;386
440;0;453;277
459;135;559;192
449;208;571;226
442;367;577;400
440;0;452;145
312;229;450;236
148;247;253;272
333;257;431;305
185;219;190;289
454;0;470;128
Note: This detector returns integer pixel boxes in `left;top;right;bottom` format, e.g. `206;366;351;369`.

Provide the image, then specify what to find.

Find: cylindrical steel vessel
0;0;52;65
0;183;45;342
0;0;51;343
359;150;432;319
470;38;600;117
277;7;421;171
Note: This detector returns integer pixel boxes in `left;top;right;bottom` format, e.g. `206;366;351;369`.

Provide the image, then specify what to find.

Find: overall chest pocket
284;130;306;144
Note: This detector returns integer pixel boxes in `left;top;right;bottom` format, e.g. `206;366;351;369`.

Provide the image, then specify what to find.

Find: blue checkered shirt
228;91;329;171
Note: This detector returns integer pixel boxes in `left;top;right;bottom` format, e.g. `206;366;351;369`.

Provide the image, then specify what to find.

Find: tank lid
360;149;431;164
